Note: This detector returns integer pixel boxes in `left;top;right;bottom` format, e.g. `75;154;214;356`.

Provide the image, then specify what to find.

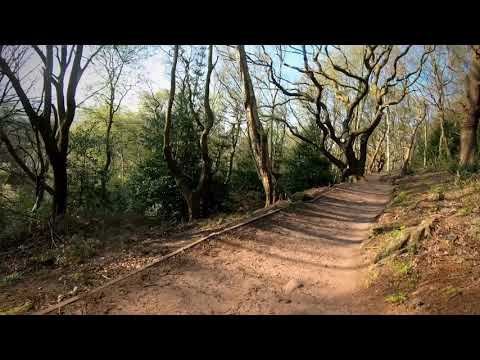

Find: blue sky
12;45;435;115
13;46;170;112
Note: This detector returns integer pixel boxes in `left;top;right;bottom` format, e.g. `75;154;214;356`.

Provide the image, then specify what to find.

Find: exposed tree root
374;216;439;263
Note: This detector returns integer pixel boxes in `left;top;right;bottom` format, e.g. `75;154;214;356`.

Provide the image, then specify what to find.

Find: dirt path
59;176;393;314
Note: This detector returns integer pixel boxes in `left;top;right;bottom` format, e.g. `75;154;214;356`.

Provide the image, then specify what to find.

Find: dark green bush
126;152;185;219
448;162;480;179
280;141;333;195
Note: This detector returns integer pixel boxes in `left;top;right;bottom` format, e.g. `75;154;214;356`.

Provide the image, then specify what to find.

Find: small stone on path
283;279;304;295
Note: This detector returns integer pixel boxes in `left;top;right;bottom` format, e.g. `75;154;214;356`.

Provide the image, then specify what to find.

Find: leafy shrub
449;162;480;179
30;237;102;267
279;140;333;195
385;292;407;304
0;272;23;287
393;191;409;205
228;146;264;194
65;237;102;264
0;183;50;249
414;116;460;169
126;153;185;219
390;259;413;277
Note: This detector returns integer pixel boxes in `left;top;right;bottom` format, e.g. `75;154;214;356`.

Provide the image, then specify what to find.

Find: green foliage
0;301;33;315
30;238;102;267
393;191;409;206
404;167;415;176
385;292;407;304
443;286;461;298
372;223;403;236
126;152;185;219
68;108;144;213
448;162;480;179
414;115;460;169
389;225;406;239
64;238;102;264
228;141;264;194
127;149;231;219
279;140;333;195
68;120;104;211
458;206;473;217
125;88;204;219
390;259;413;277
205;174;231;213
29;249;58;267
0;271;23;287
0;183;50;248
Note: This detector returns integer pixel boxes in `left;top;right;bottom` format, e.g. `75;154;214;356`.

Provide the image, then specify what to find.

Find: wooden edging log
34;185;337;315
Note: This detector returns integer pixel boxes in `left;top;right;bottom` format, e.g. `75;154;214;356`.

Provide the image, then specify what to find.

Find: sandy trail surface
60;176;393;314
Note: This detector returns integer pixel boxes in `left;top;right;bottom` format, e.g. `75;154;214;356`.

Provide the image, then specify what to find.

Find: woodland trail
58;176;393;315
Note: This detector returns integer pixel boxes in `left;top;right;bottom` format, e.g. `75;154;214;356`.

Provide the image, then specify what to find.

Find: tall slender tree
460;46;480;166
163;45;217;220
238;45;276;206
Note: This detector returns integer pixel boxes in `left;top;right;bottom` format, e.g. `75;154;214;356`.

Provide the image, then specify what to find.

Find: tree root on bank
374;216;439;264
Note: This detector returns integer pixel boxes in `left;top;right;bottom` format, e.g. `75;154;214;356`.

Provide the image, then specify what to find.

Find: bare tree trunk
101;109;114;201
401;126;420;176
386;108;391;173
438;120;444;158
51;155;68;216
224;116;240;186
460;48;480;166
376;154;385;173
438;111;451;159
431;54;451;161
354;46;365;157
424;120;427;167
369;127;387;173
460;112;479;166
238;45;275;207
185;191;201;220
197;46;215;217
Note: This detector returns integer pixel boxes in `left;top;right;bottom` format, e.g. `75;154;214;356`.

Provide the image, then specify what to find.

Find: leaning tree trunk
423;121;428;167
460;49;480;166
238;45;275;207
402;106;426;176
401;130;418;176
